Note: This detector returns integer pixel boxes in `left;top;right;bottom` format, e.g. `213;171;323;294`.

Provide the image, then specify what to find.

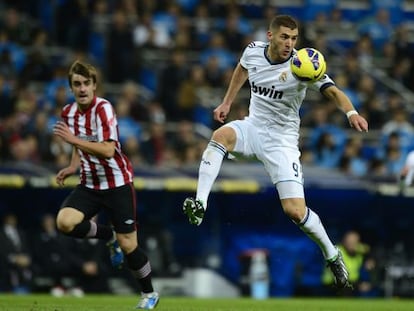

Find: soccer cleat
183;197;205;225
136;292;159;309
106;236;124;269
326;249;352;289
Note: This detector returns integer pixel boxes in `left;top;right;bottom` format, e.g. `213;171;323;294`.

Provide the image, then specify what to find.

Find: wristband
346;110;358;118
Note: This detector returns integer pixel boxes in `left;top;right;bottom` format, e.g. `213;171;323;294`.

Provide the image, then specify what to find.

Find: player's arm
53;121;116;159
322;85;369;132
214;63;249;123
73;139;116;159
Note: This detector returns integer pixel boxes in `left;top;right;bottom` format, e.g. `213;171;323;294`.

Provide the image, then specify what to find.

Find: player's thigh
261;147;304;187
60;185;102;220
224;120;258;155
104;183;137;234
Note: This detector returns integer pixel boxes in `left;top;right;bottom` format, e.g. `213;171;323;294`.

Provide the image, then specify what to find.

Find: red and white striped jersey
61;96;134;190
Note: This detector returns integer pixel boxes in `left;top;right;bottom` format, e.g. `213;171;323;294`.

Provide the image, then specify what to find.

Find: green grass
0;295;414;311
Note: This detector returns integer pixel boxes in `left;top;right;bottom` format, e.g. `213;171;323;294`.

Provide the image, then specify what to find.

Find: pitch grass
0;295;414;311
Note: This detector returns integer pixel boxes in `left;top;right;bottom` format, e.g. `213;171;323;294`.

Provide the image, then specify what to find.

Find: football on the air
290;47;326;82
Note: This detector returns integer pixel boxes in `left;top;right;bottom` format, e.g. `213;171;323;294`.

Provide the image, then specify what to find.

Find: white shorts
224;119;304;199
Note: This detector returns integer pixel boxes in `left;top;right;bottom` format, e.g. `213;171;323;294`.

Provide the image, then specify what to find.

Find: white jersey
403;150;414;186
239;41;335;147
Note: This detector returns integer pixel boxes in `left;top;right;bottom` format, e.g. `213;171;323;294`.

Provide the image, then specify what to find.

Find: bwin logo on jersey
251;82;283;99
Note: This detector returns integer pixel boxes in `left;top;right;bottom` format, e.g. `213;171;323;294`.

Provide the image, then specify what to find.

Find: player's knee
211;127;236;150
281;199;306;223
117;233;138;254
56;208;81;233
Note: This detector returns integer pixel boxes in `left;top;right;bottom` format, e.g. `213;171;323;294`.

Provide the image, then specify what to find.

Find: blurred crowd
0;211;179;295
0;0;414;180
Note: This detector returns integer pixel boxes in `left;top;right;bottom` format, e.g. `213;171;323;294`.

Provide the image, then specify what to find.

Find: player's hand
348;114;368;132
56;166;76;186
53;121;76;144
213;103;231;124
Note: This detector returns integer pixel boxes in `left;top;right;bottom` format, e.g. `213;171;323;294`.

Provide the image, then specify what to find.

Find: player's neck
266;47;280;63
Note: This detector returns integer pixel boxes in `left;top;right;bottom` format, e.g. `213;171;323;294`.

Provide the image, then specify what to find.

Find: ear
266;30;272;41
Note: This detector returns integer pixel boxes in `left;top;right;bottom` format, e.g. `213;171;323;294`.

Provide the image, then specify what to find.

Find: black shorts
61;183;137;234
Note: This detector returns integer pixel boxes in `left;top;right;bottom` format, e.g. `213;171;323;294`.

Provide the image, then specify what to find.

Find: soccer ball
290;47;326;82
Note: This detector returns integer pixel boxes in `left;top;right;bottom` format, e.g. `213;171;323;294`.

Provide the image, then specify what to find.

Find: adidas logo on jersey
251;82;283;99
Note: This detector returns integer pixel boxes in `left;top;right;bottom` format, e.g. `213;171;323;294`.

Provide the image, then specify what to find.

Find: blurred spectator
173;15;192;50
141;121;169;166
89;0;110;68
151;2;181;42
106;10;135;83
147;100;166;125
19;49;52;85
170;120;200;163
190;3;212;50
306;105;347;152
31;214;71;296
54;0;90;50
0;72;14;118
30;111;54;163
0;7;33;46
338;137;368;177
118;81;149;122
177;64;211;122
381;106;414;151
371;0;403;26
302;0;338;23
252;5;278;42
0;213;32;293
220;10;247;53
356;73;378;107
199;32;237;72
115;97;143;145
358;8;394;50
314;131;343;169
123;136;144;168
43;65;72;105
0;47;18;82
378;131;408;176
157;49;189;121
352;34;374;69
63;236;111;294
134;11;170;49
361;95;387;130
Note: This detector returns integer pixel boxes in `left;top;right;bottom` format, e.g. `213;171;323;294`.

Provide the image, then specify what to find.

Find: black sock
126;247;154;293
63;220;113;240
64;220;90;238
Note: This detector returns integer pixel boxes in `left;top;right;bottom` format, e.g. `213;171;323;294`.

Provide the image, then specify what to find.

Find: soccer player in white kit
183;15;368;289
400;150;414;193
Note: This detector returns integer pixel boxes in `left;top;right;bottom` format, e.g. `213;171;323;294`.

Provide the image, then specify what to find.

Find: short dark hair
68;60;98;87
269;15;298;31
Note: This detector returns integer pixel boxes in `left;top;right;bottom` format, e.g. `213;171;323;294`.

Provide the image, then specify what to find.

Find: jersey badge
279;71;288;82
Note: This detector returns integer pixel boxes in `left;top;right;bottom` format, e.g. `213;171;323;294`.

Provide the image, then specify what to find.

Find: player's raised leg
183;140;227;225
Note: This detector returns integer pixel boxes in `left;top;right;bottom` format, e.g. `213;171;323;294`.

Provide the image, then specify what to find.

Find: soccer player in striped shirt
53;61;159;309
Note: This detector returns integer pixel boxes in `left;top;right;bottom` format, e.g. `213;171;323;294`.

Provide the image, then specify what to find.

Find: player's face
70;74;97;109
267;26;298;61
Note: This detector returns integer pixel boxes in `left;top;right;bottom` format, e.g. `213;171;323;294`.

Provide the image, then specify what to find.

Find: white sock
196;140;226;210
299;207;338;260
